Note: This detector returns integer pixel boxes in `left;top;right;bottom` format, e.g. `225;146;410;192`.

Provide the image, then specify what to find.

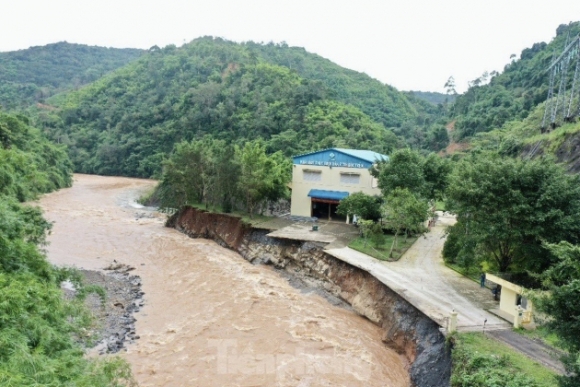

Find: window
303;170;322;182
371;177;379;188
340;173;360;185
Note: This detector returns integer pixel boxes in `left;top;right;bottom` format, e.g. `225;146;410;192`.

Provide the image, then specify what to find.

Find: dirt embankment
554;132;580;173
167;207;451;387
522;131;580;173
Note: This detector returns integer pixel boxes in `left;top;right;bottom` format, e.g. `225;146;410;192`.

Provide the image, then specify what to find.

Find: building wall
290;164;381;217
486;273;533;322
499;288;518;317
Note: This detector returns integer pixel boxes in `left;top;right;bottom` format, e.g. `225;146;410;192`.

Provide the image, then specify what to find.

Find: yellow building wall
486;273;533;322
290;164;381;217
499;288;518;316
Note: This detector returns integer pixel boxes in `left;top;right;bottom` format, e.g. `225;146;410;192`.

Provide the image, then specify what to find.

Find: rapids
39;174;410;387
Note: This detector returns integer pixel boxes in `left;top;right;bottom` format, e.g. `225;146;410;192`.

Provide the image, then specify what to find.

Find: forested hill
0;42;143;110
451;22;580;141
240;41;420;128
0;111;137;384
407;91;456;105
41;37;447;177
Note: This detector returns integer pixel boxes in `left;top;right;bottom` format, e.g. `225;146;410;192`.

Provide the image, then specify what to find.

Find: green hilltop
30;37;447;177
0;42;143;110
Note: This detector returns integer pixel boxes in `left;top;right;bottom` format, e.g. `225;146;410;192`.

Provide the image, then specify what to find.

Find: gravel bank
74;265;145;354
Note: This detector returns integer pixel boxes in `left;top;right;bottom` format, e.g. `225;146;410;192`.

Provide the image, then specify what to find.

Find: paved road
326;212;510;331
488;330;566;374
325;212;568;374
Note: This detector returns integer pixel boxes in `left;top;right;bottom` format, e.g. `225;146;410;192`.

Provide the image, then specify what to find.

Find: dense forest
436;23;580;386
23;37;449;177
156;138;289;216
0;112;134;385
0;42;143;110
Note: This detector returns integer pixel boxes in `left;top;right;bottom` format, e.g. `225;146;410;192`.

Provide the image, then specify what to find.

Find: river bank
75;266;144;354
168;206;452;387
40;174;411;387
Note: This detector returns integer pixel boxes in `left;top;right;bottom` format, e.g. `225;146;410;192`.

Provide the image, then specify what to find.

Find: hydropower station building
290;148;388;220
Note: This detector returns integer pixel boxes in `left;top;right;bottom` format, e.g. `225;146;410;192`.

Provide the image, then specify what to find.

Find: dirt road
39;174;410;387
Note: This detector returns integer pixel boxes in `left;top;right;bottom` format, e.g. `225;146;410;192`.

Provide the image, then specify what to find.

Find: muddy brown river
39;174;409;387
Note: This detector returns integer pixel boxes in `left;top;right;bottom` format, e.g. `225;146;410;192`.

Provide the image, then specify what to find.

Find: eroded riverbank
39;174;411;387
169;207;451;387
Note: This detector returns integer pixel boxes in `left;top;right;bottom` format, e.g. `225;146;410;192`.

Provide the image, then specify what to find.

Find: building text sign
299;160;367;168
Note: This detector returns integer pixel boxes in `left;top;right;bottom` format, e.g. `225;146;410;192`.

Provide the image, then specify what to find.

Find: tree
535;241;580;386
336;192;382;221
445;153;580;273
357;219;383;248
427;124;450;151
0;111;133;386
444;76;457;95
423;153;452;201
383;188;430;258
235;140;288;217
373;148;426;198
157;140;213;211
373;149;450;203
442;219;480;275
211;142;241;213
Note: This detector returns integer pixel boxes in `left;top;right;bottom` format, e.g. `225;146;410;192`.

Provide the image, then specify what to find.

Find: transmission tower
542;34;580;132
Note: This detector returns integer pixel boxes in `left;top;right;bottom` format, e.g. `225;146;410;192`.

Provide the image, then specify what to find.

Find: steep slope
41;37;439;177
451;22;580;141
243;41;420;128
452;22;580;171
0;113;72;199
0;42;143;110
0;112;135;385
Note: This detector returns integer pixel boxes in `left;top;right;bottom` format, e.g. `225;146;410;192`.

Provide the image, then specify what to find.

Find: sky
1;0;579;93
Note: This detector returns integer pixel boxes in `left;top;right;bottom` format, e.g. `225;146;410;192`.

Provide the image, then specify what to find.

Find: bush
451;333;555;387
452;346;539;387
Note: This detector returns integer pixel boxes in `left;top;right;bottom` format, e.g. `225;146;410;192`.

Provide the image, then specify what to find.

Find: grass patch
452;332;558;387
523;120;580;153
349;234;418;261
446;262;481;283
435;200;446;211
516;326;563;351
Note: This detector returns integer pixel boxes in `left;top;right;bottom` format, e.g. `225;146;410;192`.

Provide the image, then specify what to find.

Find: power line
541;33;580;132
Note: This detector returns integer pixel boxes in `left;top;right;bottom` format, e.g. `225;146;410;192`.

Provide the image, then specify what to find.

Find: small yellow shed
486;273;534;328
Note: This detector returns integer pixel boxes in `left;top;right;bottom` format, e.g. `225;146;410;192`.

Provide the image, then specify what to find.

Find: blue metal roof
308;189;349;201
293;148;388;164
334;148;389;163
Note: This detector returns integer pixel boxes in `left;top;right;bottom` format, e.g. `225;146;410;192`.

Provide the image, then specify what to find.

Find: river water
39;174;409;387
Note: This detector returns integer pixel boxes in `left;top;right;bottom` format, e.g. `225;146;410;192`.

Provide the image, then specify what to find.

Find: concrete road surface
325;212;510;332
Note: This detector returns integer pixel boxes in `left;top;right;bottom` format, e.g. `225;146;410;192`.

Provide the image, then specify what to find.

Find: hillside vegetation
0;112;134;385
408;90;456;105
0;42;143;110
451;22;580;141
32;37;447;177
